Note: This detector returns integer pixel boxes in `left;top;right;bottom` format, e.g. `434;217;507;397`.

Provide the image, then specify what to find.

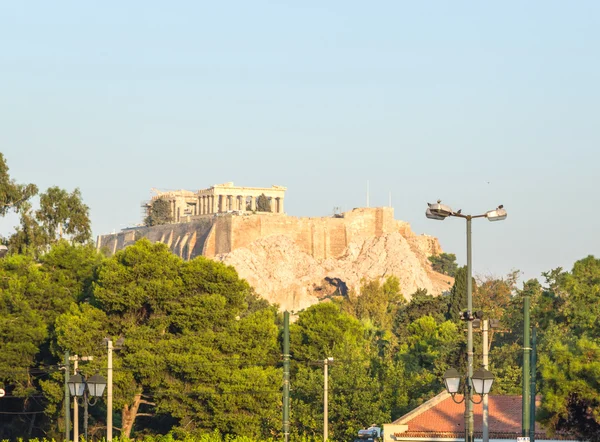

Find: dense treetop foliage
428;252;458;277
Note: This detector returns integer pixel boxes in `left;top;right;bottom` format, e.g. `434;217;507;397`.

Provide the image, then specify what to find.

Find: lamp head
67;374;85;397
426;208;446;220
443;368;462;394
471;367;495;395
427;201;453;218
86;374;107;397
486;206;507;222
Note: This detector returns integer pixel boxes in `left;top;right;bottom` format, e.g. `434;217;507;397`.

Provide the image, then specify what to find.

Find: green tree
398;316;461;406
290;303;390;441
144;198;173;226
9;187;92;255
0;242;103;439
8;201;48;256
428;252;458;277
394;289;449;340
340;276;405;332
57;239;281;439
536;256;600;440
255;194;271;212
37;186;92;244
0;152;38;217
446;266;477;322
473;272;517;321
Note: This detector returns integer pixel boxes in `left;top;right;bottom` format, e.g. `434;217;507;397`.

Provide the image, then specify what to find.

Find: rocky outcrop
216;229;453;312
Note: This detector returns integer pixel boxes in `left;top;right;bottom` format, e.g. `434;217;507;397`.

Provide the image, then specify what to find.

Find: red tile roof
393;393;548;438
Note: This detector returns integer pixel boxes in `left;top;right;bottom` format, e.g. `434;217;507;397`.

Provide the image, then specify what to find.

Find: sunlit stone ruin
144;182;287;222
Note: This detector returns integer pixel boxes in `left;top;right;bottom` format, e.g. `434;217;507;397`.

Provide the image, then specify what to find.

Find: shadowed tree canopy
0;153;37;217
144;198;173;226
446;266;477;322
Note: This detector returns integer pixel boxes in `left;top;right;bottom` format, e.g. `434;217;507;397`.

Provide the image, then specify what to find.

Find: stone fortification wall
97;217;215;260
98;207;400;261
230;208;396;260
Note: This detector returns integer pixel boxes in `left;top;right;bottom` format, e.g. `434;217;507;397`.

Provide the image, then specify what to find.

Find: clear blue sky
2;1;598;284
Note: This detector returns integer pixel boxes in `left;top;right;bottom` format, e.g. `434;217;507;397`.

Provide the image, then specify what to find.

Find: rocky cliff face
216;225;452;312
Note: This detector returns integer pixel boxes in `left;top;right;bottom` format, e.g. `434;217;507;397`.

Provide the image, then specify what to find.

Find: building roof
391;392;575;439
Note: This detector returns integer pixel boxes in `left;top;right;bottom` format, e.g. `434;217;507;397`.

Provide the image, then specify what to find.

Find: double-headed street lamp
444;367;495;403
68;372;107;441
426;201;506;442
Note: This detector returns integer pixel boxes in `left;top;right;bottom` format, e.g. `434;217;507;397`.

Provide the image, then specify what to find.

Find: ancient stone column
212;195;218;213
279;197;284;213
250;196;256;211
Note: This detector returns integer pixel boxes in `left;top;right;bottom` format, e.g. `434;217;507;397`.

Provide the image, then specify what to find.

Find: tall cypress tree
446;266;476;321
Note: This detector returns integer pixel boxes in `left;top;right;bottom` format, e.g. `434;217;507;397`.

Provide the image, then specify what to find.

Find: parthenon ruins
146;182;287;222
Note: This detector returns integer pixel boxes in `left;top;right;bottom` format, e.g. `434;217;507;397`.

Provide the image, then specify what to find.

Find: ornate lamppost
68;372;107;441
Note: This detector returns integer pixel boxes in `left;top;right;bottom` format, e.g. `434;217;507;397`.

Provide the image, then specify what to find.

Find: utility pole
107;339;113;442
64;352;70;442
282;312;290;442
323;357;333;441
482;319;489;442
72;357;79;442
522;292;531;437
529;327;537;442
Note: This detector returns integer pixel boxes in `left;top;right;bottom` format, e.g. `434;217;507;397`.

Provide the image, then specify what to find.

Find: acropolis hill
97;183;452;310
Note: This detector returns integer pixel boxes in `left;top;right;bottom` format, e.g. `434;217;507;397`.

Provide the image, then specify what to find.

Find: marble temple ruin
145;182;287;222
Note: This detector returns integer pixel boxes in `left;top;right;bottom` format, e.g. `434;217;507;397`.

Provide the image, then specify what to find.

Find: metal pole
529;326;537;442
522;292;531;436
466;217;474;442
482;319;489;442
83;388;89;442
107;340;113;442
324;359;329;442
65;352;70;442
282;312;290;442
73;359;79;442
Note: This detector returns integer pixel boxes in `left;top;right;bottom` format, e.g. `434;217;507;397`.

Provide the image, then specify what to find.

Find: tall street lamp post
323;357;334;442
68;372;107;441
103;336;124;442
426;201;506;442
